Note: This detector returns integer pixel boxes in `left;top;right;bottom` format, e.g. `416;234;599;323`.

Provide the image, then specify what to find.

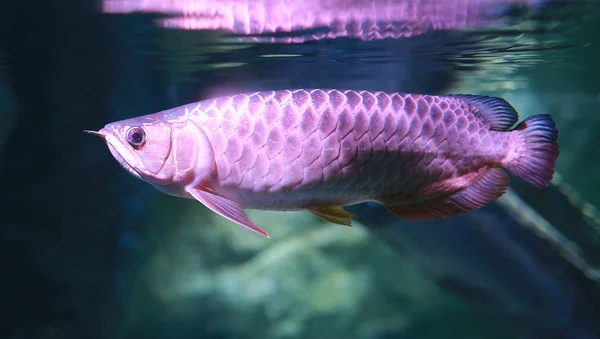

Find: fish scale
188;90;492;208
91;88;559;238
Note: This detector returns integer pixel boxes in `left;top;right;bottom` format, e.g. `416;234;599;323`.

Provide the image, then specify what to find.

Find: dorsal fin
451;94;519;131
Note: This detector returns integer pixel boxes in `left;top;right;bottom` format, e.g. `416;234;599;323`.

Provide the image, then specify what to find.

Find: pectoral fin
186;187;270;238
308;206;355;226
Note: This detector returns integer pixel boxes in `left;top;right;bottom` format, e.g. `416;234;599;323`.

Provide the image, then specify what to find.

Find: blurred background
1;1;600;338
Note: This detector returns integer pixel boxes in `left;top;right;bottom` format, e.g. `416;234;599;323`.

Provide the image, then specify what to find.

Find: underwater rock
117;200;513;339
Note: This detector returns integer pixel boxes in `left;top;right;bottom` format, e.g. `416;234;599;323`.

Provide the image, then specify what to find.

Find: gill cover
172;121;216;184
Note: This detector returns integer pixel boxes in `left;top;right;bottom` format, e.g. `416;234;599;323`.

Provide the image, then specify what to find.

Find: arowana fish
86;89;559;238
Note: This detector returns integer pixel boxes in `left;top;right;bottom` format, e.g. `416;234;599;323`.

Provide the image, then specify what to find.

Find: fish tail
506;114;559;187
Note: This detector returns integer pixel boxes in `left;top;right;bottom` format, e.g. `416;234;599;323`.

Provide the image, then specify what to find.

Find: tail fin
507;114;559;187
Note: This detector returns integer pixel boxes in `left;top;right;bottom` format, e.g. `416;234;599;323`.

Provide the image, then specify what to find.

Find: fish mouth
85;128;143;180
106;142;143;180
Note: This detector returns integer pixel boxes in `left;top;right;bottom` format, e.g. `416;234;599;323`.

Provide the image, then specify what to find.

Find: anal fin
186;187;270;238
383;168;510;220
308;205;356;226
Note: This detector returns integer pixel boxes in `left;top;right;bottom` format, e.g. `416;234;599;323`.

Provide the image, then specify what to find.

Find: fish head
86;114;216;197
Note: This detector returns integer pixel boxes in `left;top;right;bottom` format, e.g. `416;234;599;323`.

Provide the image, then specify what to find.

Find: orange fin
186;187;270;238
383;168;510;220
308;206;355;226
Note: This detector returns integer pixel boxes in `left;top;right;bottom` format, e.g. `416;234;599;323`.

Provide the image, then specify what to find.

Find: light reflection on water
100;0;594;97
102;0;548;42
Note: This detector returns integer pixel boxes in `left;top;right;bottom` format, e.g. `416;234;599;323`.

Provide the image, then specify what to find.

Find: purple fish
102;0;545;43
86;89;559;238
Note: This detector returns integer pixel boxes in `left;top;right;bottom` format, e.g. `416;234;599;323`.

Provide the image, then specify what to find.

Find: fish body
88;89;559;238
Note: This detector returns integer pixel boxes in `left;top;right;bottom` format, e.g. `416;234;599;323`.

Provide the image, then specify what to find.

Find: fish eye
126;126;146;150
